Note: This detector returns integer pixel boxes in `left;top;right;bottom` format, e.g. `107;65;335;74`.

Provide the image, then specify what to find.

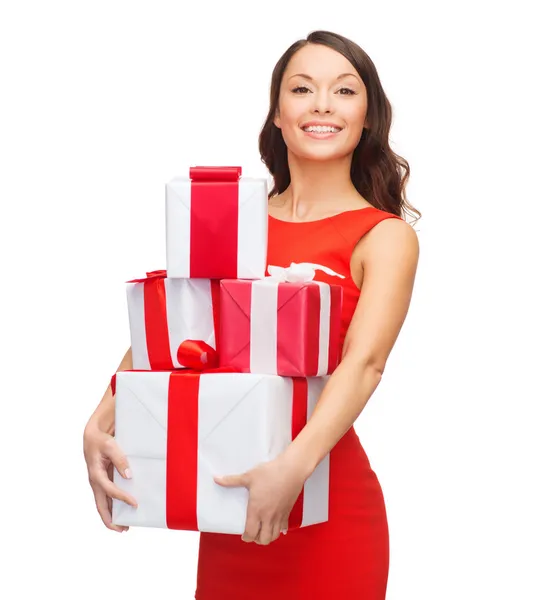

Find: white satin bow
266;262;345;283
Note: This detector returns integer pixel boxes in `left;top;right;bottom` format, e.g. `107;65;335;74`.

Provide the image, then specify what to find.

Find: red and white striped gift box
166;166;268;279
127;270;220;371
112;370;330;534
218;264;343;377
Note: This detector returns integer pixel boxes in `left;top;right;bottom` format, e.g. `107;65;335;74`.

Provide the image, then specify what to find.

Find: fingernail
124;468;132;479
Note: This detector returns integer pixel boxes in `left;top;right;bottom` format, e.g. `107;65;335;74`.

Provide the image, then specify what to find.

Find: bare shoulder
356;216;419;267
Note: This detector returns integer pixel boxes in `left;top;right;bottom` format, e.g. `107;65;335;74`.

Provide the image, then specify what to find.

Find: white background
2;1;546;598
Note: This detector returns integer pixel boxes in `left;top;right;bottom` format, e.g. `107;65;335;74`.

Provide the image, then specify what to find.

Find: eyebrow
288;72;359;82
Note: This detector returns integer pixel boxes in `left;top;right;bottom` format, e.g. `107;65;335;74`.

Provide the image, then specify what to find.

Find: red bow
111;340;237;396
126;269;167;284
176;339;219;370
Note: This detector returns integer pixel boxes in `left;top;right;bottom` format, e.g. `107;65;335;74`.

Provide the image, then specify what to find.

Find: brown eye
291;86;310;94
338;87;356;95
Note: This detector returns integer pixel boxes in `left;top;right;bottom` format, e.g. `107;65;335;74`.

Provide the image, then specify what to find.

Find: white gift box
165;167;268;279
112;371;330;534
127;272;218;371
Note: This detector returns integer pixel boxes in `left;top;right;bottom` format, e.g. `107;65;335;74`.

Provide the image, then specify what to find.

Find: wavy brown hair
258;30;421;225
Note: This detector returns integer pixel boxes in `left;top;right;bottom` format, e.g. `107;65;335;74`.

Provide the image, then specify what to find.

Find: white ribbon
249;263;342;376
266;262;345;283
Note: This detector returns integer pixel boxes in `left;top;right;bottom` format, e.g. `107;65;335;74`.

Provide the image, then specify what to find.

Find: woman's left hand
214;455;307;545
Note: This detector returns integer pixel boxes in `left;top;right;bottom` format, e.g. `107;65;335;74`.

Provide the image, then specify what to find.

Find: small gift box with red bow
166;166;268;279
126;269;220;371
218;263;344;377
111;370;329;534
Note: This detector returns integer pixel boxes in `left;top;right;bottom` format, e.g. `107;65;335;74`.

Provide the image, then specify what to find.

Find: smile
302;125;342;133
300;125;343;140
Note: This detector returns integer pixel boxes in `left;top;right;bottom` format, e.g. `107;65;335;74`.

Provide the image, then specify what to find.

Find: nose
312;89;332;115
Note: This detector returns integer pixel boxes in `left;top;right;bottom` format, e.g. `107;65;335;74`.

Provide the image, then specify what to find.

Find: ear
273;109;281;129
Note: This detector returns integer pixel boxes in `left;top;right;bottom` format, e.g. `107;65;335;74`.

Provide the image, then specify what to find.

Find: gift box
218;263;344;377
111;370;329;534
127;270;220;371
166;166;268;279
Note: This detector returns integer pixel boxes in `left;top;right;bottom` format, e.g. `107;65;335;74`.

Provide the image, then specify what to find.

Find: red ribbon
128;270;171;370
189;166;242;181
288;378;306;529
189;166;240;278
126;269;167;283
166;371;200;530
327;286;343;372
126;270;221;371
177;340;219;370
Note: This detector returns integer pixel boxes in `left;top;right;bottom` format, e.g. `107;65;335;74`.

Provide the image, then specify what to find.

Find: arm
281;218;420;478
214;218;420;546
84;347;133;437
83;347;138;532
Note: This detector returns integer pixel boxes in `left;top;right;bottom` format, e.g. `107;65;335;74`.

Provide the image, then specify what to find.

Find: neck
281;150;358;220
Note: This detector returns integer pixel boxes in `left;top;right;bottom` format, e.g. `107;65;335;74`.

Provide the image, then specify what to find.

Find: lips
299;122;343;140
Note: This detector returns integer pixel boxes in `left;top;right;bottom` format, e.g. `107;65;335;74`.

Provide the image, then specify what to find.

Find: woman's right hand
83;423;138;533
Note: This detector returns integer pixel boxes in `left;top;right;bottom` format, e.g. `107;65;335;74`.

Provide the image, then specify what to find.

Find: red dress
195;206;403;600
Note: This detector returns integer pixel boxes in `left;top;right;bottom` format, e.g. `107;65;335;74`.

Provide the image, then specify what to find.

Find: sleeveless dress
194;206;403;600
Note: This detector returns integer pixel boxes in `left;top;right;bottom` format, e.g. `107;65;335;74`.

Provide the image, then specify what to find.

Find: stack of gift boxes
111;166;344;535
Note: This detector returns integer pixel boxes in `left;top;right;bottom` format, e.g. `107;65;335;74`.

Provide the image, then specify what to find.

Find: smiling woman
82;28;420;600
194;30;421;600
271;46;369;167
260;32;420;222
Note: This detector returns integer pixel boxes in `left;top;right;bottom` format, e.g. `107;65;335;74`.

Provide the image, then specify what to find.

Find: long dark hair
258;30;421;224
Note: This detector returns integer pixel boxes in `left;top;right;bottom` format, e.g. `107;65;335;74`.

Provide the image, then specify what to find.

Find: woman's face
274;44;368;162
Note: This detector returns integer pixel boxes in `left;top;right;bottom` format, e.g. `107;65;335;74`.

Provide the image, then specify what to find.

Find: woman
84;30;420;600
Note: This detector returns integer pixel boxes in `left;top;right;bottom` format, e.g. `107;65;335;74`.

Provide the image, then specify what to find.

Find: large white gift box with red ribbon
127;270;220;371
218;263;344;377
111;370;330;534
166;166;268;279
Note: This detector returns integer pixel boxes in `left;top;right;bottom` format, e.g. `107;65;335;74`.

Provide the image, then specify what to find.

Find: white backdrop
1;1;546;598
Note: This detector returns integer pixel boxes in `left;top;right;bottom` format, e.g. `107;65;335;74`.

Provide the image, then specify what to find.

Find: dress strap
330;207;404;256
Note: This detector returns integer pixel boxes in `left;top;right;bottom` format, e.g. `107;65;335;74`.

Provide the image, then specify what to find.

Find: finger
241;511;261;543
92;469;138;508
107;495;129;532
214;473;248;488
102;437;133;480
281;519;289;535
95;488;128;533
271;520;284;542
256;519;278;546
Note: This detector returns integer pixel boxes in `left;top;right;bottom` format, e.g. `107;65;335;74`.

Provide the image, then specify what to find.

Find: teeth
303;125;341;133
